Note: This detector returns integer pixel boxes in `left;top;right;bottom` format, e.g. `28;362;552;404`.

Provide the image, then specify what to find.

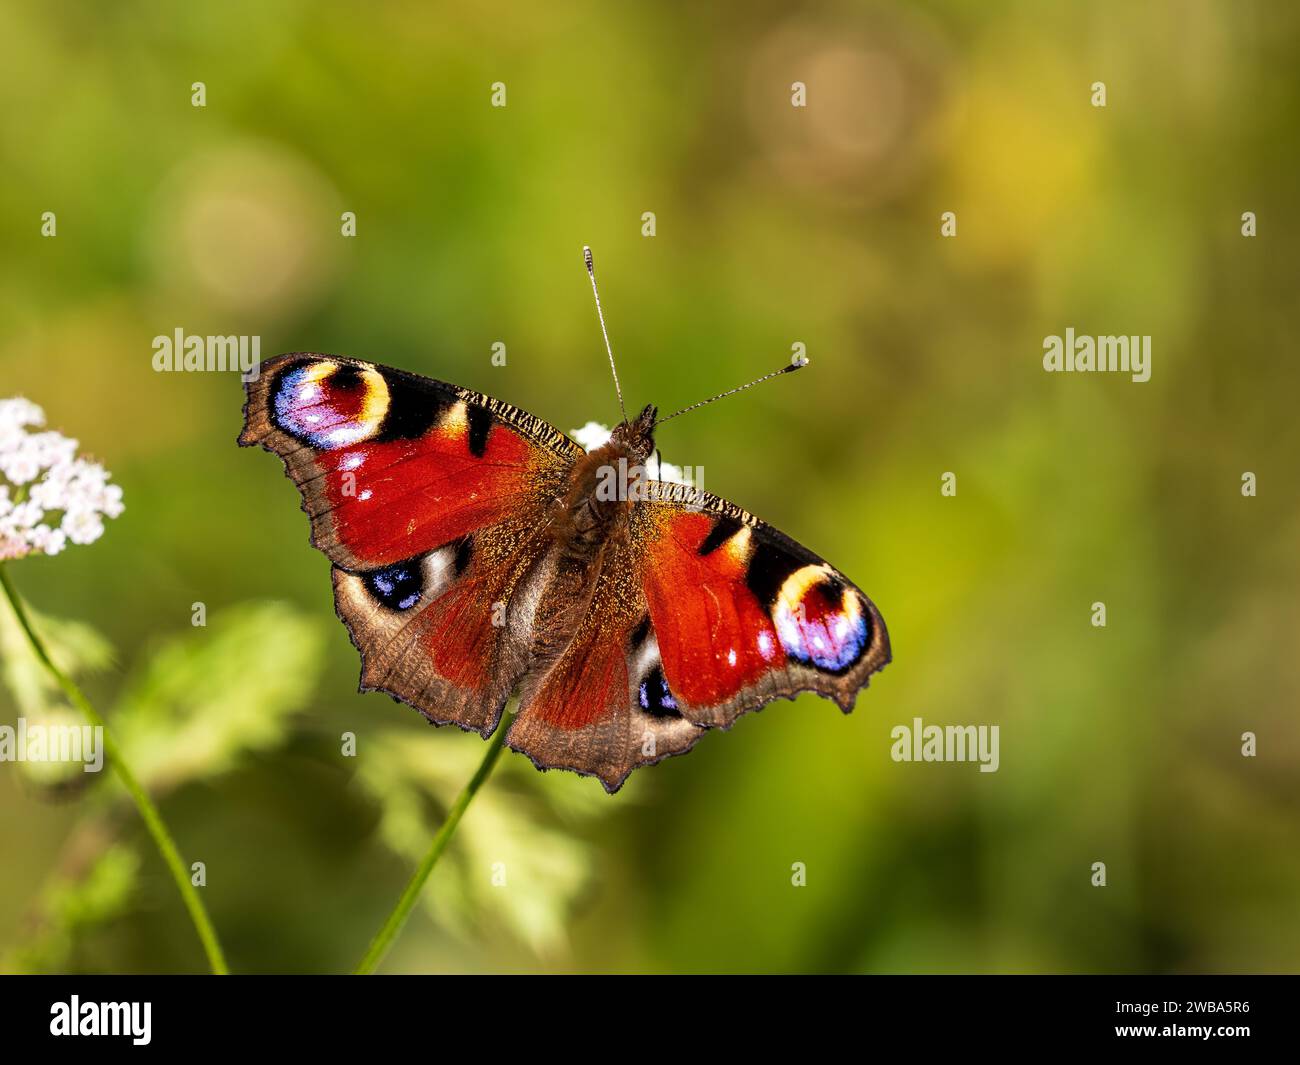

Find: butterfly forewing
240;353;581;569
635;482;890;729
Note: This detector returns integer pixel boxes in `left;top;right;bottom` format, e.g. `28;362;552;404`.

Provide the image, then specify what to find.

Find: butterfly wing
504;481;890;791
241;353;584;733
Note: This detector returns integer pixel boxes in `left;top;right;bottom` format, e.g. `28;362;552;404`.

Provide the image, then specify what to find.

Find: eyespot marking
360;544;461;612
772;564;869;673
363;561;424;611
638;665;681;718
272;360;390;449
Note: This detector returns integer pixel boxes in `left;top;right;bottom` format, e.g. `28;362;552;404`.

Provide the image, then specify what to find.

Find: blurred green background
1;0;1298;974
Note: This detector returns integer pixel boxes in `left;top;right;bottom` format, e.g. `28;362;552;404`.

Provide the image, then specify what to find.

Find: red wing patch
525;624;626;730
320;424;534;568
419;572;499;691
641;511;786;706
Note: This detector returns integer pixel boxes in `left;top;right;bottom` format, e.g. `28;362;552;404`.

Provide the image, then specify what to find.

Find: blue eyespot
638;666;680;718
364;563;423;611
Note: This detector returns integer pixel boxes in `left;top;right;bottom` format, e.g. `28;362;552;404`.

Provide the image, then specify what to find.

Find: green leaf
0;600;115;718
110;601;326;791
355;726;618;956
4;841;140;974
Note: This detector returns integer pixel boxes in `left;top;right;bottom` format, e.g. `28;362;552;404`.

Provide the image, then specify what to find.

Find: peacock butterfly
239;250;890;791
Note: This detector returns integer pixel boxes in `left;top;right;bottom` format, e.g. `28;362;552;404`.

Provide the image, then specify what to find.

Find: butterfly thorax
561;444;642;551
558;403;657;554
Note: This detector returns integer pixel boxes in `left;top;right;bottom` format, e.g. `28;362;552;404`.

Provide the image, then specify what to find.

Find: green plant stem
0;563;229;975
354;716;510;974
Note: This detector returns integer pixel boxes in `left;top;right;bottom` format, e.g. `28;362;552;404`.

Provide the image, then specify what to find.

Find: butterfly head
609;403;657;462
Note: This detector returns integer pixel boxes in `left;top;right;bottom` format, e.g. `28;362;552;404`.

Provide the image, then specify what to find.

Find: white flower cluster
570;420;688;485
0;398;124;559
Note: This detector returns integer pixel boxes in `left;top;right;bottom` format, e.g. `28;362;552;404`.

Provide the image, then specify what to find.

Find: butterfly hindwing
331;511;557;734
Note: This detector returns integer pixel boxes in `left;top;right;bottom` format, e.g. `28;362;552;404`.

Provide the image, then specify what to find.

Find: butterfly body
554;421;652;552
242;352;889;791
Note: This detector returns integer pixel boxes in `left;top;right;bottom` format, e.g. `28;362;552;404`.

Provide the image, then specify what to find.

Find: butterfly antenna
583;246;628;424
652;353;809;429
